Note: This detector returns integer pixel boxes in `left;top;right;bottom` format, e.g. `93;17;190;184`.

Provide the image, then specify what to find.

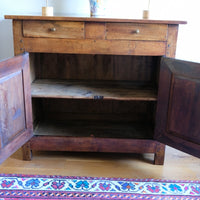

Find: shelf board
34;120;154;140
31;79;157;101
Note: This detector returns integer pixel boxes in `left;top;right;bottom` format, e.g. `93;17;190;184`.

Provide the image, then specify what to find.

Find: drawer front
23;21;84;39
106;23;168;41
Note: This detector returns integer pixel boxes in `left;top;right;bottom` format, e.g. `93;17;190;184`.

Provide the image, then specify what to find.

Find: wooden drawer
23;21;84;39
106;23;168;41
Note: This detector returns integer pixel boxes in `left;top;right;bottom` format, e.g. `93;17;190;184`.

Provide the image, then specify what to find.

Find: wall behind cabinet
0;0;199;63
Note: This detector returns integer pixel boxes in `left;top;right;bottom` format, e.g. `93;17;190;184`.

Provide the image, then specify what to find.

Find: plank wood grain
31;79;157;101
5;15;187;25
23;38;166;55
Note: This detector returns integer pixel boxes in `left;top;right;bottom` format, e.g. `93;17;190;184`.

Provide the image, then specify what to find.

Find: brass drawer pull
49;27;56;32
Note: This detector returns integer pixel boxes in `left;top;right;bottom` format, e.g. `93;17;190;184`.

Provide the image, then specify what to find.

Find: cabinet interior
30;53;161;139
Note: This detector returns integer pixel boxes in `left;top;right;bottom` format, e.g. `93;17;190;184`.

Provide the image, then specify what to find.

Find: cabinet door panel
0;53;33;164
155;57;200;158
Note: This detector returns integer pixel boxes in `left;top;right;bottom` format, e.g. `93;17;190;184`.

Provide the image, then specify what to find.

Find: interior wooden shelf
31;79;157;101
34;120;154;139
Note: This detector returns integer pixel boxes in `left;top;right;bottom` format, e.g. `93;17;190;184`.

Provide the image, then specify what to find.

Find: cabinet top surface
4;14;187;24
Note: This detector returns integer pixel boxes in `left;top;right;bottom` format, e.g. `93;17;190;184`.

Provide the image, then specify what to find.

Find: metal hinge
94;95;104;100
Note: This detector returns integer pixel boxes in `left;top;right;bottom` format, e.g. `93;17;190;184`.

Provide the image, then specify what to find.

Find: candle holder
42;0;53;16
143;0;150;19
143;10;149;19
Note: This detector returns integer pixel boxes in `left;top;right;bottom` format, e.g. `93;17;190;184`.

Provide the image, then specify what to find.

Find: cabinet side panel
13;20;24;56
166;25;178;58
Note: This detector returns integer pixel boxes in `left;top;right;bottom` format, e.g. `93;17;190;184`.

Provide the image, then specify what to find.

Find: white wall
0;0;199;62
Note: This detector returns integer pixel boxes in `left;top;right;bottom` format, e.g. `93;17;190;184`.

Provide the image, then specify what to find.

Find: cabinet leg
154;143;165;165
22;142;32;161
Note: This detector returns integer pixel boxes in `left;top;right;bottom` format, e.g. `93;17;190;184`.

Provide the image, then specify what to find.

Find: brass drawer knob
49;27;56;32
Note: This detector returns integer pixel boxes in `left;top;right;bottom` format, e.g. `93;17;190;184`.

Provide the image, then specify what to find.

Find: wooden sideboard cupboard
1;15;199;166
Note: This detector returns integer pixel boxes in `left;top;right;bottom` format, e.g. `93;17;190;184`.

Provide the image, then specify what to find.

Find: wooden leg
22;142;32;161
154;143;165;165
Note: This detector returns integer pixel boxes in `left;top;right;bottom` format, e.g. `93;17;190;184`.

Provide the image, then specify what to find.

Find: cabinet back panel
34;99;156;139
40;99;156;123
34;120;154;139
32;53;160;84
32;99;45;125
33;99;156;139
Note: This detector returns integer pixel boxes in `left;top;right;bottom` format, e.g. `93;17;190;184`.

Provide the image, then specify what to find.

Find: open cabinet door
0;53;33;164
155;57;200;158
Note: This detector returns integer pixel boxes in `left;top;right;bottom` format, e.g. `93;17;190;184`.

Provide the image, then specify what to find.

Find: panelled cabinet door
155;57;200;158
0;53;33;164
